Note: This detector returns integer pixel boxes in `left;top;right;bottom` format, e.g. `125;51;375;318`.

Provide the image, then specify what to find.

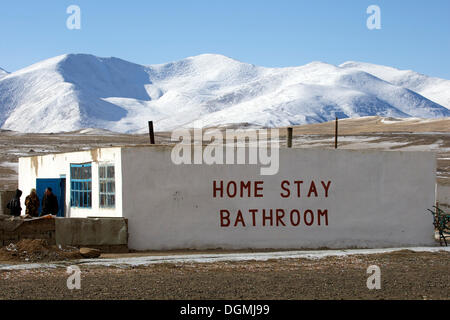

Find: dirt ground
0;250;448;300
0;239;82;263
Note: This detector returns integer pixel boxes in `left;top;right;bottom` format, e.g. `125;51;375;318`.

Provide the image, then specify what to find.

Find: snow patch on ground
77;128;120;135
0;162;18;172
0;247;448;271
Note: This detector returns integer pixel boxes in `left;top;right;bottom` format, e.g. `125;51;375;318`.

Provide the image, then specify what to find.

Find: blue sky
1;0;449;78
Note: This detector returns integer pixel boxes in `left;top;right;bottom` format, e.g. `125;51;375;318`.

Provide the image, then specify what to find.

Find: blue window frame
70;163;92;208
99;164;115;208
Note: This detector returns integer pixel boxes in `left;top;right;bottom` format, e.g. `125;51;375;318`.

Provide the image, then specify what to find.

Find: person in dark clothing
6;189;22;217
41;187;59;216
25;188;40;217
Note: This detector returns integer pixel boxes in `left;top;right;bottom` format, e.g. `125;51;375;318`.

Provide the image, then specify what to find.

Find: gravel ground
0;250;448;300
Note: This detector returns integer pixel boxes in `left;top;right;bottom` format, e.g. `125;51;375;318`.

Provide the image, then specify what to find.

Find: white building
18;145;437;250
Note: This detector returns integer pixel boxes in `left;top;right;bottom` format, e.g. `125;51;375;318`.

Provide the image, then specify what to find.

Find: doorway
36;178;66;217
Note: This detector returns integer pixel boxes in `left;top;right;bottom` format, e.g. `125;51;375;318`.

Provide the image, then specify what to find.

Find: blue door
36;178;66;217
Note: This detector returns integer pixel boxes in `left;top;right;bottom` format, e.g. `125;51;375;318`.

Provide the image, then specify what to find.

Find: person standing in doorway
41;187;59;216
25;188;40;217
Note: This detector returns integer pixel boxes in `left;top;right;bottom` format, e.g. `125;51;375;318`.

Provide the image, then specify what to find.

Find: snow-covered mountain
340;61;450;110
0;67;8;79
0;53;448;133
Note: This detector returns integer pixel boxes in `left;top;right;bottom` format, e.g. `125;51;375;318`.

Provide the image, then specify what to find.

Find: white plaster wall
121;146;436;250
436;184;450;210
18;148;123;218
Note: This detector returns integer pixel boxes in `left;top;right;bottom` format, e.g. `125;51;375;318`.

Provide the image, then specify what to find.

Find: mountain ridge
340;61;450;109
0;67;8;79
0;53;448;133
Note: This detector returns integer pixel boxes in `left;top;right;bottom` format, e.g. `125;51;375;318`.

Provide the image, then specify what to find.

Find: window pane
107;166;115;178
107;195;115;207
70;164;93;208
99;165;115;208
99;166;106;178
107;182;115;193
100;194;106;206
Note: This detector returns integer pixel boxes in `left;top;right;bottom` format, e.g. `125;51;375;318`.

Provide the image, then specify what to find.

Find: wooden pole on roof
148;121;155;145
287;127;293;148
334;117;338;149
